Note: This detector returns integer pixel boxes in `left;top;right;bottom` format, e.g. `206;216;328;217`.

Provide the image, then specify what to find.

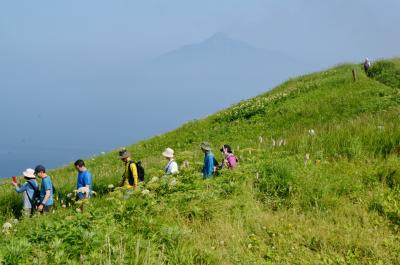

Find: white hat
162;148;174;158
22;168;36;179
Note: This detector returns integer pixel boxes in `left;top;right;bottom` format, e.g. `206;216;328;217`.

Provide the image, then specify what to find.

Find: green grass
1;59;400;264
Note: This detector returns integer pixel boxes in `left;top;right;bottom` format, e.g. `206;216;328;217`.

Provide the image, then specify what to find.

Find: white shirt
165;160;179;175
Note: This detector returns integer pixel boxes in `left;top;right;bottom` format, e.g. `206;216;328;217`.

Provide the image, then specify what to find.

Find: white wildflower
2;222;12;233
149;176;159;183
12;219;18;225
141;189;150;195
107;184;114;189
67;193;73;198
169;178;177;186
182;161;190;168
308;129;316;136
304;153;310;166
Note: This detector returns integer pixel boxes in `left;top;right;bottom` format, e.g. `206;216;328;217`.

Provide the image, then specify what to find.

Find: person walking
118;149;139;190
162;148;179;175
12;168;39;217
219;144;238;169
34;165;54;214
364;58;371;73
200;142;216;178
74;159;92;199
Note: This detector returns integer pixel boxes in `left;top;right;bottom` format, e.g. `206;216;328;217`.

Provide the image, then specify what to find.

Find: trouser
40;205;53;214
22;208;32;217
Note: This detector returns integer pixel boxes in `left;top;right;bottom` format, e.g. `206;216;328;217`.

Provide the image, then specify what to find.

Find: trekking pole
352;68;357;81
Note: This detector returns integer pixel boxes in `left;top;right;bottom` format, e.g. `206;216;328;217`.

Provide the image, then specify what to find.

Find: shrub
367;60;400;88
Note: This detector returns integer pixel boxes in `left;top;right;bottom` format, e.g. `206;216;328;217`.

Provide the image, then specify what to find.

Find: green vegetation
1;59;400;264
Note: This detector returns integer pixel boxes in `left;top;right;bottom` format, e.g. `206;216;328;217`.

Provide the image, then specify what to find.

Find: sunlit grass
1;59;399;264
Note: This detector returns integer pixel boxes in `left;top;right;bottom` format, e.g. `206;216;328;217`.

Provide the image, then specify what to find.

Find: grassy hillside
1;59;400;264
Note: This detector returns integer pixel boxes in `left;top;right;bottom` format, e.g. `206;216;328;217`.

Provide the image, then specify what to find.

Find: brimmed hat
22;168;36;179
162;148;174;158
34;165;46;174
118;149;131;159
200;142;211;151
220;144;233;153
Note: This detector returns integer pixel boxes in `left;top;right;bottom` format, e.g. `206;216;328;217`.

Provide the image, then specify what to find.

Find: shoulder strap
127;160;135;183
128;160;135;171
27;180;38;191
165;161;173;173
26;181;38;206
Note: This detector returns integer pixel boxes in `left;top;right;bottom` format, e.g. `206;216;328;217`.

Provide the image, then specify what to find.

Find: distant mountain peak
199;32;251;48
205;32;232;42
151;32;295;68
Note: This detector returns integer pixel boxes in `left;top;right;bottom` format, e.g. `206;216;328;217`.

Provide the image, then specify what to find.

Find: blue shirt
40;176;54;206
77;170;92;191
77;170;92;199
15;179;39;209
203;152;215;177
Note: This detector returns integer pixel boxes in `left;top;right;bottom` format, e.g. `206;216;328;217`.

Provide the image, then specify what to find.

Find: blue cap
34;165;46;174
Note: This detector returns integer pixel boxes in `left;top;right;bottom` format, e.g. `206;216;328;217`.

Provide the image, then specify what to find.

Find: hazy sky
1;0;399;66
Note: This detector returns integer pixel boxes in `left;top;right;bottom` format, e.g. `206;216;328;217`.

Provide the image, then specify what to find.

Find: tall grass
1;59;400;264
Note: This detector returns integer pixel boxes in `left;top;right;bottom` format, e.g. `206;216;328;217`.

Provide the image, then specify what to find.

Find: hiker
11;168;39;217
34;165;54;214
118;149;140;190
162;147;179;175
200;142;216;178
74;159;92;199
364;58;371;73
219;144;238;169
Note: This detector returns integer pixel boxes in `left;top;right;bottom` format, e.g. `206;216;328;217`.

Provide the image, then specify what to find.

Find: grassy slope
1;59;400;264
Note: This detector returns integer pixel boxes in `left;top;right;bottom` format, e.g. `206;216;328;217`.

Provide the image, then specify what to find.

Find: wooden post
352;68;357;81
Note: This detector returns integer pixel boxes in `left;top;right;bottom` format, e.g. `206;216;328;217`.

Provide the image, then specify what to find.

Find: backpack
27;181;40;208
226;154;238;168
213;157;219;167
127;160;145;185
28;182;56;204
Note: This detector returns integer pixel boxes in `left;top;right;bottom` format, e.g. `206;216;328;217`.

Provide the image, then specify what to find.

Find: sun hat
118;149;131;159
34;165;46;174
200;142;211;151
162;148;174;158
22;168;36;179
